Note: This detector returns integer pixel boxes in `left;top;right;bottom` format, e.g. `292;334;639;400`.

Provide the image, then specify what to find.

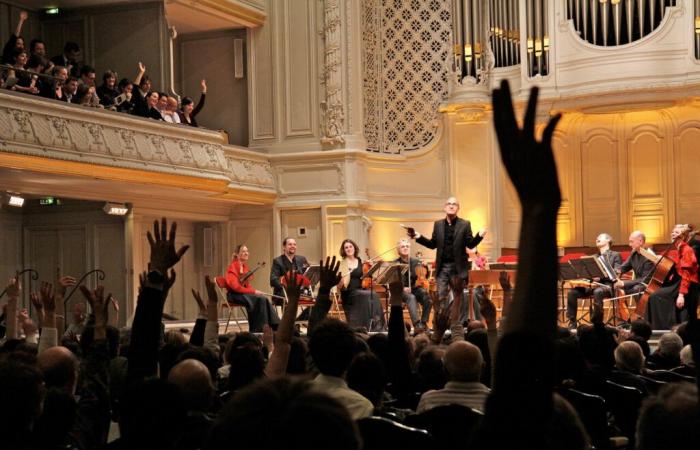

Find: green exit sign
39;197;59;205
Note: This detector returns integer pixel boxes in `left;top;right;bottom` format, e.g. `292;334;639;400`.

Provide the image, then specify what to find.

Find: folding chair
214;276;248;333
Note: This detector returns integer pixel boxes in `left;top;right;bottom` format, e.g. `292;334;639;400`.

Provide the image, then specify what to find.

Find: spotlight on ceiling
8;194;25;207
103;202;129;216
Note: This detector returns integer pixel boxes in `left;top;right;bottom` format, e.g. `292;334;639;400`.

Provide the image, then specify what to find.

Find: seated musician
613;231;655;304
646;224;700;329
224;245;280;333
337;239;385;331
566;233;621;328
394;239;431;331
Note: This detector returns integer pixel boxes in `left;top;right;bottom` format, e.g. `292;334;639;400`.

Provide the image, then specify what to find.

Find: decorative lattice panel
362;0;452;153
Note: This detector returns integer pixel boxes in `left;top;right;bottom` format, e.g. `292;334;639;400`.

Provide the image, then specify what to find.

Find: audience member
97;70;119;106
50;41;81;77
133;90;164;120
636;383;700;450
417;340;490;413
1;10;27;65
308;318;373;419
115;77;134;112
178;79;206;127
29;38;46;57
609;340;648;394
647;331;683;369
164;96;182;123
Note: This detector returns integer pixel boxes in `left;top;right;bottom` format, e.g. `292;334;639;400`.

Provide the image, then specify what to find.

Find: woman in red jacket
225;245;279;332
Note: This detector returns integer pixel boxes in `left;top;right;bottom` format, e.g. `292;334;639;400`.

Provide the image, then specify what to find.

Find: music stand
564;257;609;325
303;265;321;288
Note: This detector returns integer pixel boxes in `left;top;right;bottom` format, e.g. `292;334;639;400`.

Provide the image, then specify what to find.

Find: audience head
181;96;194;114
139;75;151;92
626;334;650;358
207;378;360;450
577;324;616;370
287;336;308;375
119;378;187;450
52;65;68;81
11;47;28;66
614;340;644;373
309;319;357;378
347;352;386;406
157;92;169;111
443;340;483;382
15;36;25;51
72;301;86;324
167;96;179;113
680;344;694;367
416;346;447;391
118;77;132;94
63;42;81;62
0;359;45;437
30;39;45;56
167;358;214;412
658;332;683;358
631;319;652;341
102;70;117;88
26;54;45;72
36;346;79;394
637;383;700;450
80;65;96;86
146;91;160;108
228;345;265;391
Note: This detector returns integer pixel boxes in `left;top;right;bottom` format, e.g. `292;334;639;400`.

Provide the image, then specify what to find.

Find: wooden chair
214;276;248;333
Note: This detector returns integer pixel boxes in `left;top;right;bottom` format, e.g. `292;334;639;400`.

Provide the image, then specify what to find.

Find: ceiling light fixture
8;194;24;207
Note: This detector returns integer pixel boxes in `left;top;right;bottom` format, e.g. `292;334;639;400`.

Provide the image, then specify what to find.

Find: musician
613;231;655;303
270;237;309;304
566;233;621;328
646;224;700;329
406;197;485;305
394;239;431;331
337;239;385;331
225;245;280;333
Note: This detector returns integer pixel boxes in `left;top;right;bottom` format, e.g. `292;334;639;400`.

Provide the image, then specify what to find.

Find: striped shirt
416;381;491;413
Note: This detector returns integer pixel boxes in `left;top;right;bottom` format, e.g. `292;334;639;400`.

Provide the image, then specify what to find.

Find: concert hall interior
1;1;700;448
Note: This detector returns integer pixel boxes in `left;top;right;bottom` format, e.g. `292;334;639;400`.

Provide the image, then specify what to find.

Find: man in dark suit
270;237;309;304
567;233;622;327
614;230;655;304
406;197;485;304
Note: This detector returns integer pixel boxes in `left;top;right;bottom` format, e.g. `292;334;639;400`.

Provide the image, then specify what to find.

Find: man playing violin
405;197;486;307
270;237;309;304
614;231;655;306
394;239;431;332
226;244;280;332
566;233;621;328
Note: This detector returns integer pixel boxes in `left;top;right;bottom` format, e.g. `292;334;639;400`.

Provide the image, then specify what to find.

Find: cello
632;246;675;320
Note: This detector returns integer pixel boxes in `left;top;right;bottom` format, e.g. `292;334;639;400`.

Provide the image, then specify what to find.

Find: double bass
632;246;675;320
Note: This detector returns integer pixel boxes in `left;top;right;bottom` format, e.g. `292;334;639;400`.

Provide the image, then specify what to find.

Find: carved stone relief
0;95;275;191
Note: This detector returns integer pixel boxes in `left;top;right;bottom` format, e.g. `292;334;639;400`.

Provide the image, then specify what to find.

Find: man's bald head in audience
444;341;483;382
37;346;79;394
168;358;214;412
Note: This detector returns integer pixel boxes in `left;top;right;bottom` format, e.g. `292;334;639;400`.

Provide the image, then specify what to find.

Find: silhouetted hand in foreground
492;80;562;209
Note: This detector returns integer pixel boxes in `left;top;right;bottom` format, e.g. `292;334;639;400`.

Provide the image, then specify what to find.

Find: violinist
225;245;280;333
646;224;700;329
337;239;385;331
394;239;431;331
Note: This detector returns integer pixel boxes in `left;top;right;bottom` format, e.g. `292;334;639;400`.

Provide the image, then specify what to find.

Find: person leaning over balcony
97;70;119;107
1;10;27;65
40;65;68;101
15;53;46;95
116;78;135;113
133;90;164;120
131;62;151;113
178;79;207;127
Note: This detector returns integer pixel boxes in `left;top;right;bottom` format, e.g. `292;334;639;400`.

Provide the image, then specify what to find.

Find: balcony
0;90;276;205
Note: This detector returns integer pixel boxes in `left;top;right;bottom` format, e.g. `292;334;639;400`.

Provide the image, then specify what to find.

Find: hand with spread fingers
282;269;301;303
79;285;110;335
204;275;219;306
146;217;190;274
5;275;21;299
492;79;562;209
318;256;341;292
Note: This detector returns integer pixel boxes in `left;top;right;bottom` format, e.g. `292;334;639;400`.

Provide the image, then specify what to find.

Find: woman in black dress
337;239;385;331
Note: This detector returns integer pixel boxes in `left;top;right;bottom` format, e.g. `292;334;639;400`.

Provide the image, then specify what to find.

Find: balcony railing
0;90;275;195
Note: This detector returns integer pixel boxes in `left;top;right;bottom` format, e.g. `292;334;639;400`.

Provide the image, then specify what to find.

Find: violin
240;261;266;284
361;248;374;289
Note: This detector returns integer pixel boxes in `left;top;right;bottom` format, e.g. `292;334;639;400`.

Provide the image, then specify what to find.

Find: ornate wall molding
320;0;346;147
0;91;275;193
